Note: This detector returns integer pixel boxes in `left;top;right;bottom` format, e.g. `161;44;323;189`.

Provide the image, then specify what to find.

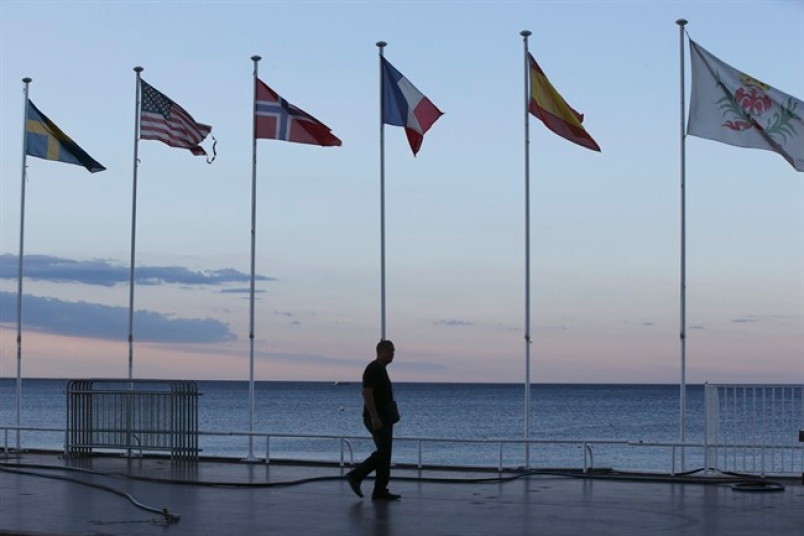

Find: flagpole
519;31;533;469
245;54;262;462
128;66;143;381
377;40;388;341
15;77;32;451
676;18;688;471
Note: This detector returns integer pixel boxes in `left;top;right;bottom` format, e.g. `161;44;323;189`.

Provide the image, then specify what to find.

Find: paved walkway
1;452;802;535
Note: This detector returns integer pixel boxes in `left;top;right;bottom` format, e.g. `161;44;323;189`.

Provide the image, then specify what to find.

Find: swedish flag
26;100;105;173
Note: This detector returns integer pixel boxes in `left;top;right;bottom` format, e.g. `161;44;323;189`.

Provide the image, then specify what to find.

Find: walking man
345;340;401;500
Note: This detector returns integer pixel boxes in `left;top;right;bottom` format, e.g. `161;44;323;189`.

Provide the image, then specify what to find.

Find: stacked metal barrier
66;379;199;462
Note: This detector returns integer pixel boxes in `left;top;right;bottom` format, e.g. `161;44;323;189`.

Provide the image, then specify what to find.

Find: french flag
381;57;443;155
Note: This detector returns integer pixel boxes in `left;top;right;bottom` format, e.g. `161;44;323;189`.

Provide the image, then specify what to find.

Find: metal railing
197;431;626;472
4;425;802;477
65;379;200;462
705;384;804;477
4;382;802;476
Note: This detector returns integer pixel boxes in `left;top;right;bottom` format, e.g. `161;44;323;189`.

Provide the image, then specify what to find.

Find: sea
0;379;707;473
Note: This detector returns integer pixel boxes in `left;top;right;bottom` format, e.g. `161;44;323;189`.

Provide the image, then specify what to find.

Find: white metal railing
3;425;802;477
705;383;804;477
65;379;200;461
4;383;801;476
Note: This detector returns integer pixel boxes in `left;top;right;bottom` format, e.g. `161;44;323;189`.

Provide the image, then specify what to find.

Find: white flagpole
676;18;688;470
520;30;533;468
377;40;388;341
15;77;32;451
128;66;143;380
245;54;262;462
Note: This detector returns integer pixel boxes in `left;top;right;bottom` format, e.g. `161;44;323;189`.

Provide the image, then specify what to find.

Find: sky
0;0;802;385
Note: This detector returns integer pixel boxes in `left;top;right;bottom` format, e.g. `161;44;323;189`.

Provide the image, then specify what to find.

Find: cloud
729;314;796;326
219;288;266;294
0;291;236;343
257;350;363;367
432;319;474;327
254;350;448;373
732;315;760;324
0;254;273;287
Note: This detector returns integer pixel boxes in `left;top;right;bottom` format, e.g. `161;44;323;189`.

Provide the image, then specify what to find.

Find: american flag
140;79;213;159
255;78;341;147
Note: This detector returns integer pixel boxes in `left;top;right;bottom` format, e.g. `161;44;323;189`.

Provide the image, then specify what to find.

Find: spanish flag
528;53;600;152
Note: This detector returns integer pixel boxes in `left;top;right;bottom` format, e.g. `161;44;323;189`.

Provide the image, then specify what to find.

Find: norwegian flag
254;78;341;146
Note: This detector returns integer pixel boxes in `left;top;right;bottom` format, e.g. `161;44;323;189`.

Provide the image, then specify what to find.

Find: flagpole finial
22;77;31;84
376;41;387;49
676;19;687;26
520;30;532;37
134;66;143;73
251;55;261;62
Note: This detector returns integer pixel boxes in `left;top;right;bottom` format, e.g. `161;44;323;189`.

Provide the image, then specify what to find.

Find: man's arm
362;387;383;431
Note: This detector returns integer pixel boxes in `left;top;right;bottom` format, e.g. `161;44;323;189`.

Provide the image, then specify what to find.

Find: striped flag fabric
254;78;341;146
528;53;600;152
25;100;106;173
380;57;443;155
139;79;214;160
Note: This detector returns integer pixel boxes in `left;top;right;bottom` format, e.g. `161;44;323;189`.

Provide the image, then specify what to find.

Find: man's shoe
345;471;363;498
371;491;401;501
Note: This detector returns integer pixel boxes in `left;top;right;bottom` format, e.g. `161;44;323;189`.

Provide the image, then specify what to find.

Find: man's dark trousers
353;417;393;492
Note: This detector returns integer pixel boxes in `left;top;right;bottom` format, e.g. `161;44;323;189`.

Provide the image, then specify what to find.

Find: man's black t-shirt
362;360;393;420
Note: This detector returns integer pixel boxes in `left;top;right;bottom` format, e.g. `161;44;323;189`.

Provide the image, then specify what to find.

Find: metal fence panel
65;379;199;462
705;383;803;476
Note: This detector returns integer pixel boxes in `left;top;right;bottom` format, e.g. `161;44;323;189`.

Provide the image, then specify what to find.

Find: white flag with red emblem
688;39;803;172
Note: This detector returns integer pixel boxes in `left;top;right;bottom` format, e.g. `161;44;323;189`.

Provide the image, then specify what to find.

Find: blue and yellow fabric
26;100;105;173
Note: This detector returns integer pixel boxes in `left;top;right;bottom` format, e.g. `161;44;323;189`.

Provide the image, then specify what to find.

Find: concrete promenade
1;452;802;536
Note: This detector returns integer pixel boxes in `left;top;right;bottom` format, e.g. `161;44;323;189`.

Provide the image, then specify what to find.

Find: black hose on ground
0;463;180;524
0;460;786;492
